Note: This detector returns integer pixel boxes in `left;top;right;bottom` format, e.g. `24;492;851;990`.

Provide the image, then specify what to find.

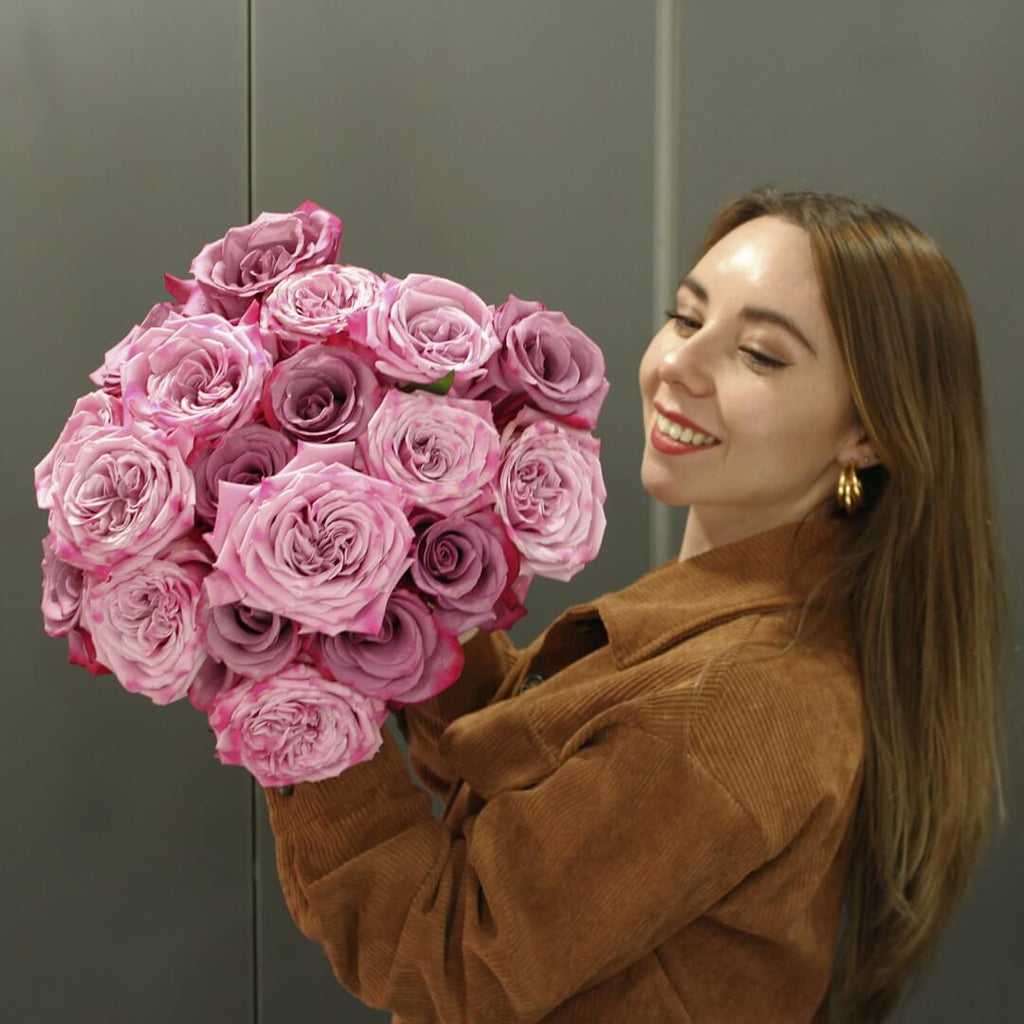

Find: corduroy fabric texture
264;516;865;1023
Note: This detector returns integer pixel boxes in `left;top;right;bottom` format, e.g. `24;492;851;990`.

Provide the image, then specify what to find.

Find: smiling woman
638;186;1011;1024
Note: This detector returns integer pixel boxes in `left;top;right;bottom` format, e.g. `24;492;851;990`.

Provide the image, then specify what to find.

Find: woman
263;187;1010;1023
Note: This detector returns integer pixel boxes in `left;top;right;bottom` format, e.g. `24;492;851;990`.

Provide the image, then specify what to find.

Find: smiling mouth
652;412;721;446
650;420;722;454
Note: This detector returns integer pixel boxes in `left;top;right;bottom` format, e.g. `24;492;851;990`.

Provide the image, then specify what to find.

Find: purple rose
260;262;384;356
201;601;301;681
191;423;296;525
410;509;522;634
495;406;607;582
260;340;382;444
494;295;610;430
120;308;272;445
203;441;415;636
79;536;210;705
35;390;123;510
346;272;500;385
188;657;242;714
185;200;343;321
358;389;501;516
313;588;464;705
207;664;389;787
43;421;195;572
40;535;85;637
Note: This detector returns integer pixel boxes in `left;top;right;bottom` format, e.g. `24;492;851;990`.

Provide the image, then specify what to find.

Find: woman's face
639;215;873;540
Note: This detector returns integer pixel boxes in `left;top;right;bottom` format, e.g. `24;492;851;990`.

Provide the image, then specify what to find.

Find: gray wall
3;1;1019;1022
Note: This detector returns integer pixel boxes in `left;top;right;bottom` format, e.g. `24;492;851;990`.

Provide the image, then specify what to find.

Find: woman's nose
658;329;714;394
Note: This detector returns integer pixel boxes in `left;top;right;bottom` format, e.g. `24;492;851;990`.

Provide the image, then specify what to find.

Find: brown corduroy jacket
263;516;865;1023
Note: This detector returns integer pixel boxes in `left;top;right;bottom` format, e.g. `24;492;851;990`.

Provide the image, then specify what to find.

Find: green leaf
397;370;456;396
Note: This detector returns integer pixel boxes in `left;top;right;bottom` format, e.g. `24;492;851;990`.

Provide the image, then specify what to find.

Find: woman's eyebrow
676;274;818;358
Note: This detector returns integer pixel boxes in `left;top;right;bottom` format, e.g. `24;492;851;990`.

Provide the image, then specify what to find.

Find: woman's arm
395;627;522;800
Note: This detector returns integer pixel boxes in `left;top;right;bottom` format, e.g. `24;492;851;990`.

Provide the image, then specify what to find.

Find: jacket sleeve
395;627;522;800
263;717;773;1024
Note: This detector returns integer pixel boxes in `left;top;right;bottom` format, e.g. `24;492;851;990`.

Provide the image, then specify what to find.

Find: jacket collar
561;517;858;669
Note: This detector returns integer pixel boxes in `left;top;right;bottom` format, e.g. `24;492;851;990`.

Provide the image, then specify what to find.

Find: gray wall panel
2;2;254;1022
674;2;1022;1021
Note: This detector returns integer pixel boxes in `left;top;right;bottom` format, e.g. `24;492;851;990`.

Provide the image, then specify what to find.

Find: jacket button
521;672;544;691
278;785;294;796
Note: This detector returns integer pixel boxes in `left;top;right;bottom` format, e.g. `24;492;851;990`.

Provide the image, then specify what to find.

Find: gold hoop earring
837;460;865;516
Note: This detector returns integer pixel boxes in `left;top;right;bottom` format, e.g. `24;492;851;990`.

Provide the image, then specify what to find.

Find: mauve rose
261;340;382;444
40;535;85;636
44;421;195;572
346;272;500;385
203;441;415;636
201;601;300;681
260;263;384;357
313;588;464;705
79;536;210;705
186;201;343;321
494;295;610;431
496;405;607;582
358;389;501;516
207;664;389;787
35;390;123;510
191;423;296;525
410;509;522;635
188;657;242;713
121;307;272;445
88;301;180;396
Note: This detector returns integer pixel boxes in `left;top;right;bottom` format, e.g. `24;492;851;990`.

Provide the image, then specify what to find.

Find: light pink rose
358;389;501;516
120;306;272;445
495;406;607;581
207;664;389;787
40;535;85;636
44;421;196;571
184;200;343;321
203;441;415;636
346;272;500;385
312;587;464;705
88;301;181;396
260;263;384;357
35;390;123;509
78;536;210;705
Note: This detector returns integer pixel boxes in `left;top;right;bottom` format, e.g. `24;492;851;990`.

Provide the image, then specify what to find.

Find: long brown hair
686;186;1012;1022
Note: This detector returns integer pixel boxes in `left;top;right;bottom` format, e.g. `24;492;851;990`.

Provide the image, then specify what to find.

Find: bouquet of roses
33;200;609;788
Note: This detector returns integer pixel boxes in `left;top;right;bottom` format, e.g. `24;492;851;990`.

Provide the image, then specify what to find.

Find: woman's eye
663;312;787;372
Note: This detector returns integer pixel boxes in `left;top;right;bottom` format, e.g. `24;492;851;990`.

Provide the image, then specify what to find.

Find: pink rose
203;441;415;636
88;301;181;396
207;664;389;787
260;262;384;357
346;272;500;385
409;509;522;634
312;588;464;705
78;536;210;705
40;535;85;636
495;406;607;581
35;390;123;510
121;307;272;445
185;201;343;321
493;295;610;430
260;340;382;444
190;423;296;525
358;389;501;516
188;657;242;714
44;421;195;571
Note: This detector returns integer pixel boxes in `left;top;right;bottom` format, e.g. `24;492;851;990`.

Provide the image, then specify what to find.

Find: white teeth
655;413;719;445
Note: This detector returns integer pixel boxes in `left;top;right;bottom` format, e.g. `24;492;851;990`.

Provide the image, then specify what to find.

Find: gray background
2;1;1020;1021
